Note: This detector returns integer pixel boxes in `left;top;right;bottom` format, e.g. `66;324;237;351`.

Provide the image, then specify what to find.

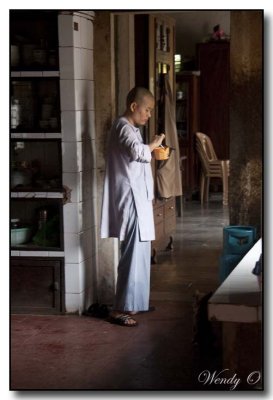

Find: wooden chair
195;132;229;205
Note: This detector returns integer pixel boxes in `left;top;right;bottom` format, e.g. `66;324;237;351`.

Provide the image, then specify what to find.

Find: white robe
100;117;155;241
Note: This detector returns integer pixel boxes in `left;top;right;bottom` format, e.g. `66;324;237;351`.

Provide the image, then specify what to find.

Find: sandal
109;314;138;327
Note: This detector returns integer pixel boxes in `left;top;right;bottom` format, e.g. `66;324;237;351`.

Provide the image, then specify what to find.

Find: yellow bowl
153;146;170;160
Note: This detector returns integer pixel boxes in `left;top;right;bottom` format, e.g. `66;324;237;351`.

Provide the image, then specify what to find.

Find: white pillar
59;11;98;313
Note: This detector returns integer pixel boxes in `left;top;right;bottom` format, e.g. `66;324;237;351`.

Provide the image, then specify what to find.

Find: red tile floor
11;201;229;390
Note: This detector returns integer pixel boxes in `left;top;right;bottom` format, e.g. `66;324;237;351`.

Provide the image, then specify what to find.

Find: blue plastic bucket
219;253;243;283
223;225;256;255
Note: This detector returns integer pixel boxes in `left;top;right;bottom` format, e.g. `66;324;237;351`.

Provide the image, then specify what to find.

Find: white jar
11;99;20;129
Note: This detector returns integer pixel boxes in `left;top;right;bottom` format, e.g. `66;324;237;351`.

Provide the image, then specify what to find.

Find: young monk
100;87;165;326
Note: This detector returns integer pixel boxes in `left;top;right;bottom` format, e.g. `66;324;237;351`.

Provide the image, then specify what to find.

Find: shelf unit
10;10;65;313
10;10;96;314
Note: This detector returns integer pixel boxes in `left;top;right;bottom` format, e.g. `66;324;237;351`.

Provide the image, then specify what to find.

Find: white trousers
114;196;151;312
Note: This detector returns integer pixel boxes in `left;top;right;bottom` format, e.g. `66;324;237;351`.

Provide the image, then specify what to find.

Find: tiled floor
11;200;229;390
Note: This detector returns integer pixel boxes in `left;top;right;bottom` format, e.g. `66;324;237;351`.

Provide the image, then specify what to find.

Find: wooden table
208;238;262;323
208;239;262;388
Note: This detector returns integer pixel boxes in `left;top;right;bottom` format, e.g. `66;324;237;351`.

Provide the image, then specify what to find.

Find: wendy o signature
198;369;261;391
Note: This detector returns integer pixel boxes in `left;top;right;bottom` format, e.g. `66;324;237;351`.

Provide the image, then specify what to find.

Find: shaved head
126;86;154;109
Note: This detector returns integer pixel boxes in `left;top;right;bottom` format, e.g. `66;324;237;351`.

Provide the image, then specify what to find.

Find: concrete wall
93;11;119;304
114;13;135;115
93;12;137;304
229;11;263;235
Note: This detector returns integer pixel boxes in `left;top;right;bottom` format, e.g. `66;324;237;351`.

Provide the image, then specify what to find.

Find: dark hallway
11;200;229;390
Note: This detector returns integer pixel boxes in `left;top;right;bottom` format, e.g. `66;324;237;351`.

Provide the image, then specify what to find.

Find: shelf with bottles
11;77;61;134
10;10;59;72
11;198;64;251
11;139;62;193
155;19;171;53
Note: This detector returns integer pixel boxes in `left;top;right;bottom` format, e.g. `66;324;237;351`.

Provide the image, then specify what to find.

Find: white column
58;11;97;313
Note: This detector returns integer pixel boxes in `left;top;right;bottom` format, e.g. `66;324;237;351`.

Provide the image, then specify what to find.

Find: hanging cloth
156;74;183;198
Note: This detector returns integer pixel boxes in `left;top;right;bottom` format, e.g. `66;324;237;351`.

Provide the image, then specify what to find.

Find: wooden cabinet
197;42;230;160
153;199;176;246
176;72;200;199
135;14;177;258
153;197;176;261
163;197;176;236
11;257;64;314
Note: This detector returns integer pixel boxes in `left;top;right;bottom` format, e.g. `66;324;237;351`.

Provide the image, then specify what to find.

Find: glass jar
11;98;20;129
38;209;48;230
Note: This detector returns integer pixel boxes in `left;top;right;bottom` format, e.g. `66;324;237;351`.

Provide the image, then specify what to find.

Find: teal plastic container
219;254;243;283
223;226;256;255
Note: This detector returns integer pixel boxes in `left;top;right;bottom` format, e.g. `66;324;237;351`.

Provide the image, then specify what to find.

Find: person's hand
154;133;165;147
149;133;165;151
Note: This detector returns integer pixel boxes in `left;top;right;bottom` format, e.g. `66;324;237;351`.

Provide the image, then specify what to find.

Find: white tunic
100;117;155;241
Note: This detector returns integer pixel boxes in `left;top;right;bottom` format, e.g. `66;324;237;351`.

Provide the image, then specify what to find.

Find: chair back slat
196;132;225;177
196;141;210;173
195;131;229;205
196;132;218;161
